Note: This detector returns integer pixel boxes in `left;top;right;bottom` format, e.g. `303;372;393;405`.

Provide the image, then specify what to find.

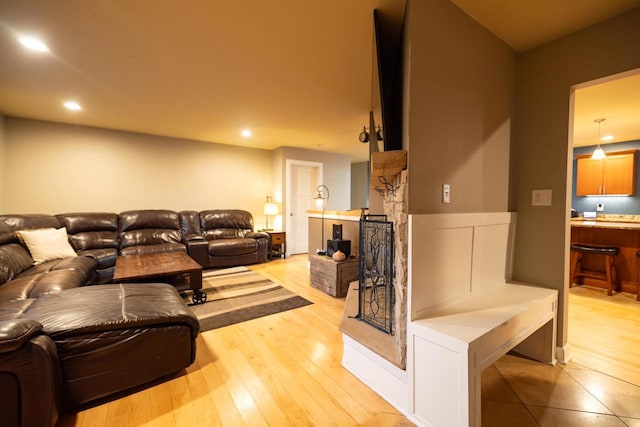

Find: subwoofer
327;239;351;257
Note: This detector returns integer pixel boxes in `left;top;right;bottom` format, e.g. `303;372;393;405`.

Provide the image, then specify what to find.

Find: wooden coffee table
113;251;207;304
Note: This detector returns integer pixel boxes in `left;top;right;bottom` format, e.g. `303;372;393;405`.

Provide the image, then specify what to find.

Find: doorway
568;68;640;383
285;159;323;256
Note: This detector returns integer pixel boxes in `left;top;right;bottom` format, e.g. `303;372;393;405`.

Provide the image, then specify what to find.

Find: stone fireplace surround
339;170;408;369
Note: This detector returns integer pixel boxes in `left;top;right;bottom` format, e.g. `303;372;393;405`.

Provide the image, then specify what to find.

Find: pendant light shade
592;146;606;160
591;118;607;160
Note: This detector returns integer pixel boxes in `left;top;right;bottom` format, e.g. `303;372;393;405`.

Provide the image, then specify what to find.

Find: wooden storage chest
309;254;359;297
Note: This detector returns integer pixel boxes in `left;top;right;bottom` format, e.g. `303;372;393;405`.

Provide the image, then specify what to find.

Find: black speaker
327;239;351;257
332;224;343;240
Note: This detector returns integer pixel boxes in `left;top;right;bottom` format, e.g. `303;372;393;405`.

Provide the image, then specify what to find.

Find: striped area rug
181;266;312;332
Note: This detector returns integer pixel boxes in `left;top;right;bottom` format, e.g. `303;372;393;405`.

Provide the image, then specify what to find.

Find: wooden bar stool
570;244;620;296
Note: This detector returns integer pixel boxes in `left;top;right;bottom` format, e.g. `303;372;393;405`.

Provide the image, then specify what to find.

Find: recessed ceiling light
63;101;82;111
241;129;252;138
601;135;614;141
18;36;49;52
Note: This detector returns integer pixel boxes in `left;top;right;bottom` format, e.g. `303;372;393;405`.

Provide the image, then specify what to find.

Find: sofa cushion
58;213;119;251
8;269;91;300
68;231;119;251
17;256;96;281
119;210;181;233
57;212;118;234
207;238;258;256
119;243;186;256
118;210;183;253
12;256;97;297
0;244;34;285
0;222;16;245
24;283;199;337
0;299;36;321
16;228;77;265
119;229;182;249
199;210;254;240
0;214;61;232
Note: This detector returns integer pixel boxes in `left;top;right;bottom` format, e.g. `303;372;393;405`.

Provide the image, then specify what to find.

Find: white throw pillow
17;227;77;264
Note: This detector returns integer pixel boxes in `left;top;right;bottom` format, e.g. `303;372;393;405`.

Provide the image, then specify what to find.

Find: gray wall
512;8;640;346
350;161;369;210
406;0;515;214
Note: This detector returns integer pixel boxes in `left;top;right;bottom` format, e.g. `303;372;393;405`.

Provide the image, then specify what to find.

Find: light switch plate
532;189;552;206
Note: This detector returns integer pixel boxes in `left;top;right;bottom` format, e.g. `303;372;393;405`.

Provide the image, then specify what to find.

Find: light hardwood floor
568;285;640;386
57;255;410;427
57;256;640;426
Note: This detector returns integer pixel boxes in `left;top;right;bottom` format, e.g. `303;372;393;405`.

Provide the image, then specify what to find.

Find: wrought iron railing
357;215;394;334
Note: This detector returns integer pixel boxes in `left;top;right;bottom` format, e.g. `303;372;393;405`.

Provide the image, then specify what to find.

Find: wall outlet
596;203;604;211
531;189;552;206
442;184;450;203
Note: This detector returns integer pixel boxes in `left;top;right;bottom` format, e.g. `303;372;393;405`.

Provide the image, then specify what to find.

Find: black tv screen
374;9;404;152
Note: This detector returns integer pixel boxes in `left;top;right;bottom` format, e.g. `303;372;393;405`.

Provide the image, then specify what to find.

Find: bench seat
410;283;557;427
406;212;559;427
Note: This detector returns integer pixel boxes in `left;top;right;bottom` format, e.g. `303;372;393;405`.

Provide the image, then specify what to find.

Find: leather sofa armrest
185;239;209;267
246;231;269;240
0;319;43;354
0;329;62;427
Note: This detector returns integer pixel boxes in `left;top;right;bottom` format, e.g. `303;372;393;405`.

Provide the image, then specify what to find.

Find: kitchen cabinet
576;150;636;196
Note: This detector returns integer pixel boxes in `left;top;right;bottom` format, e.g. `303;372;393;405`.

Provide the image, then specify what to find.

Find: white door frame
285;159;323;256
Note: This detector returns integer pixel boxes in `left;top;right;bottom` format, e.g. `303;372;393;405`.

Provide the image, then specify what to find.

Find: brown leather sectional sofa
0;209;268;427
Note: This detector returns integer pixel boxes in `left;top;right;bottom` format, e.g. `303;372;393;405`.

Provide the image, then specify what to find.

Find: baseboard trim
556;342;572;364
341;334;409;414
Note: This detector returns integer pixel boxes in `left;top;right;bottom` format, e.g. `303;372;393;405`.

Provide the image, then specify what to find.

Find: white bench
408;213;558;427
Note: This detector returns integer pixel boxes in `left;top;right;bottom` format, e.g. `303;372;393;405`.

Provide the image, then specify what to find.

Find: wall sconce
376;125;383;141
263;196;278;231
313;184;330;255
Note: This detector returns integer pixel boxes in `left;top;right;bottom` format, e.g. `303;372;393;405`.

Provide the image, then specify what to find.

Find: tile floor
481;353;640;426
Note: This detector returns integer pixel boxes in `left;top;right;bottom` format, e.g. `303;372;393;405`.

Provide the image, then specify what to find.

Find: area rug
181;266;312;332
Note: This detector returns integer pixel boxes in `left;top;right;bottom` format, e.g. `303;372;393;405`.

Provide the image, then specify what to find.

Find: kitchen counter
571;220;640;295
571;220;640;230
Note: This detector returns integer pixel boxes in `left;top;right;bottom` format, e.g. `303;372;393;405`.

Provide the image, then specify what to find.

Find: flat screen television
373;9;404;152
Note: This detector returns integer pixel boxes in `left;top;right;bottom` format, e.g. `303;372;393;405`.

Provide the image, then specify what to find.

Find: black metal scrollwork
357;215;394;334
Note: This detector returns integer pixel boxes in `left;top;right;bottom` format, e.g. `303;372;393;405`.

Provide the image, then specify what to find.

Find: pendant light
591;118;607;160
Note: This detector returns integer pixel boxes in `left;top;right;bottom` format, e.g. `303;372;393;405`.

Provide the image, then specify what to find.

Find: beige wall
512;8;640;347
406;0;515;214
4;118;273;221
0;115;5;212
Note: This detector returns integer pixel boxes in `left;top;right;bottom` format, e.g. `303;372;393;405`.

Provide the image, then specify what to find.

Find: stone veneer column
382;170;408;368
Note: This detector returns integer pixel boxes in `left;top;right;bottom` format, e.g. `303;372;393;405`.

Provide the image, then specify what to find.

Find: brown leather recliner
58;212;119;284
180;210;268;268
119;210;186;256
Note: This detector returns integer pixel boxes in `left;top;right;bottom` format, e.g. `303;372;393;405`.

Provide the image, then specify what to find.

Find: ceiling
1;1;639;162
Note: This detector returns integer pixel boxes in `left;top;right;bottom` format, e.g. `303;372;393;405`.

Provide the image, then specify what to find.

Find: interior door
289;165;315;254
